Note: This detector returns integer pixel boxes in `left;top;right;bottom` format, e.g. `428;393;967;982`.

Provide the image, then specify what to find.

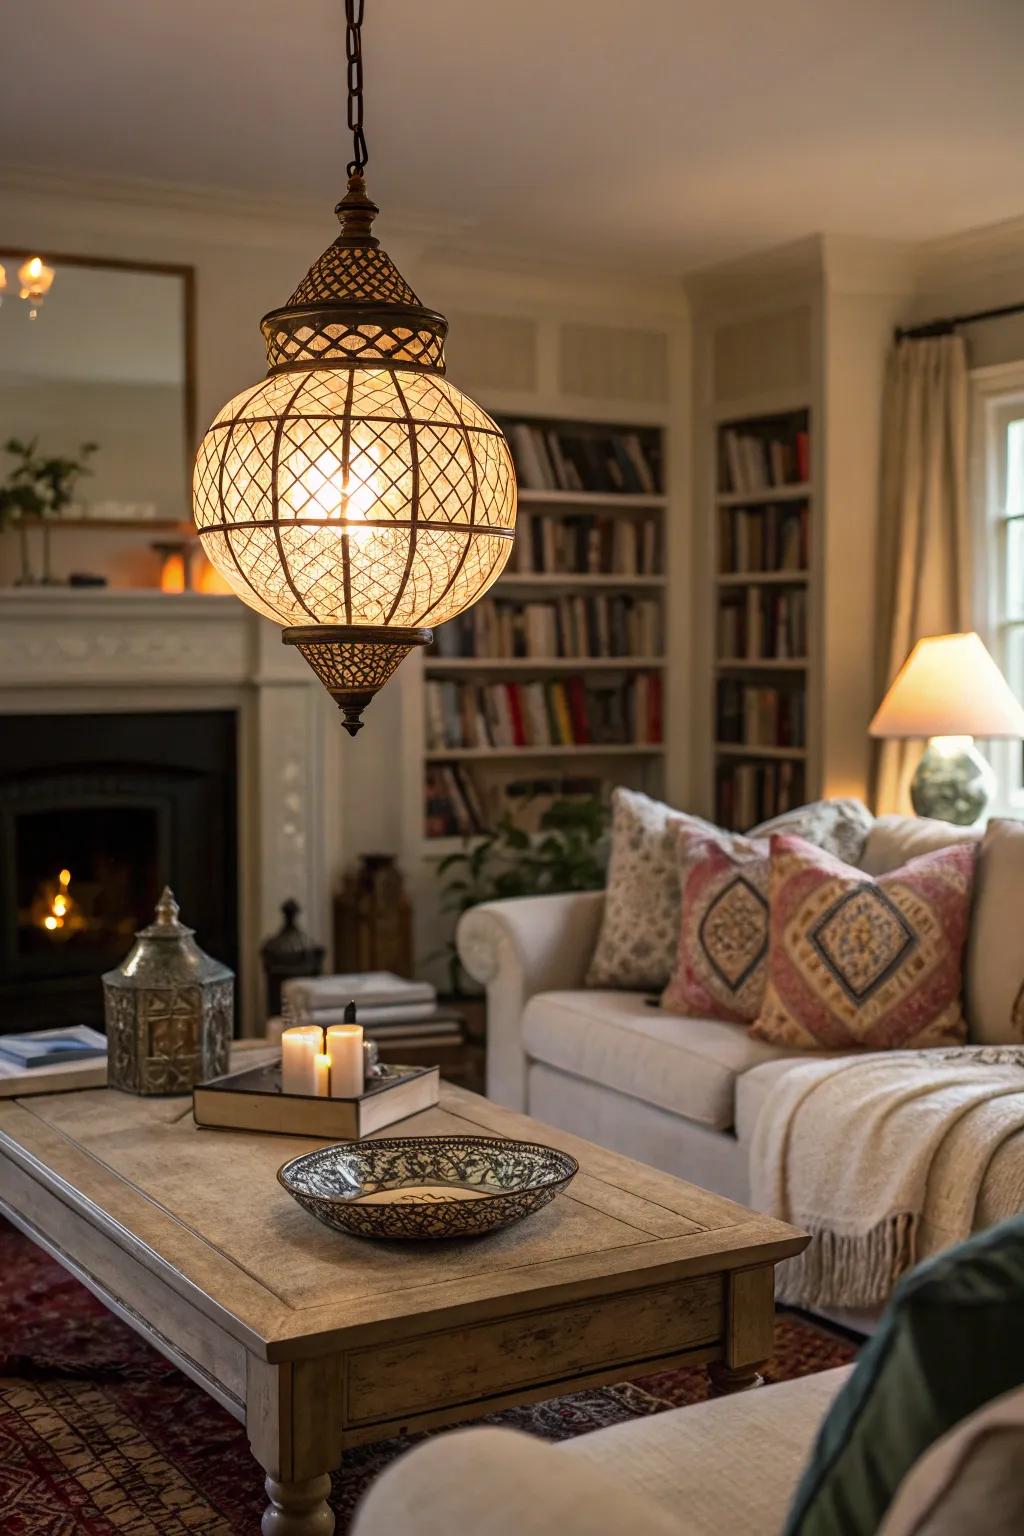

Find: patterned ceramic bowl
277;1134;579;1240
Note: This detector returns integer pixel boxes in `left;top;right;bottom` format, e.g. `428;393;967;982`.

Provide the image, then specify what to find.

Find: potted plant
0;437;98;584
435;794;610;998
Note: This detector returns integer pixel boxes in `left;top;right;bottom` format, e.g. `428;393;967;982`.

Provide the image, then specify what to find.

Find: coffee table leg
247;1355;342;1536
707;1360;765;1395
707;1263;774;1396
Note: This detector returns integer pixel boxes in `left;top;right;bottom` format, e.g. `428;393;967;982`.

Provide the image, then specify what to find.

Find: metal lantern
102;887;234;1095
192;1;517;735
260;897;325;1018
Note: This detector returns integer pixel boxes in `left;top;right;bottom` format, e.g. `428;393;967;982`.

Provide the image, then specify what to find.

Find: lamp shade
869;632;1024;739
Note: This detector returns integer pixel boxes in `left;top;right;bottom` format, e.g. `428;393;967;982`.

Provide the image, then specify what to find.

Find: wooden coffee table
0;1073;806;1535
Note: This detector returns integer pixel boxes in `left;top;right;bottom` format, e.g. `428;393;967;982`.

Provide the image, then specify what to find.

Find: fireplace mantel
0;590;341;1031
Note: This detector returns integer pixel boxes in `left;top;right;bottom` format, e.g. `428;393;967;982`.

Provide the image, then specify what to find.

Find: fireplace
0;710;238;1032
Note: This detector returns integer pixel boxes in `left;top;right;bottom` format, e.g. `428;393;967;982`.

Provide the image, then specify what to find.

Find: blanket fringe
775;1213;919;1311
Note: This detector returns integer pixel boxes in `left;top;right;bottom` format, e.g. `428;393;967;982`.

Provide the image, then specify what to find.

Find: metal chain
345;0;368;178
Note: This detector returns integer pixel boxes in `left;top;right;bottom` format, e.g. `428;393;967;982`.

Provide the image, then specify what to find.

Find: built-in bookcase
713;407;814;828
418;413;669;844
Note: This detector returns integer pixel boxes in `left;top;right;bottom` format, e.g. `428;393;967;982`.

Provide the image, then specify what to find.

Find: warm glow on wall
191;1;516;734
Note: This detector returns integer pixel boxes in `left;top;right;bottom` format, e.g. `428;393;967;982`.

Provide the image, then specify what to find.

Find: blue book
0;1026;108;1069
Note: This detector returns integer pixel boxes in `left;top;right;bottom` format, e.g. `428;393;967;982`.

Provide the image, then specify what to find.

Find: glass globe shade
193;365;515;631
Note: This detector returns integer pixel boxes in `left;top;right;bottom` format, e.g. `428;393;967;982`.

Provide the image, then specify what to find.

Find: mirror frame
0;248;197;477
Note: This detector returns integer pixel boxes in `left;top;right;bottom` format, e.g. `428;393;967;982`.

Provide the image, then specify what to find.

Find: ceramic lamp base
910;736;995;826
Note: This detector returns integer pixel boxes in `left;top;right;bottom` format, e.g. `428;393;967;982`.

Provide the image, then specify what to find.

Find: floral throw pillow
751;835;977;1051
585;789;715;990
661;827;772;1022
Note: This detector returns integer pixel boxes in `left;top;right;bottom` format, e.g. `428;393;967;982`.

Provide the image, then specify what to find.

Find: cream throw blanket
750;1047;1024;1309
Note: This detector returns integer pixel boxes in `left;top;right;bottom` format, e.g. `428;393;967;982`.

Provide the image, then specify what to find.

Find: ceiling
3;0;1023;273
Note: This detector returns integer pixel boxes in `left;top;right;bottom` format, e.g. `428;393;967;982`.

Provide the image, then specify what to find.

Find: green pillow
784;1211;1024;1536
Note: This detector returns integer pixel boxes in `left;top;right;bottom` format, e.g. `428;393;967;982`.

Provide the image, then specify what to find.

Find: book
0;1026;108;1069
193;1060;440;1139
0;1026;109;1098
284;973;436;1011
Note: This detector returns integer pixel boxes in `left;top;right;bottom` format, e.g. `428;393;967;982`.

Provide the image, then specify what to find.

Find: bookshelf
416;412;669;844
712;407;815;829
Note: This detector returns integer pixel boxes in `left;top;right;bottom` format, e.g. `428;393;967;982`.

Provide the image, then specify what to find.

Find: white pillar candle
280;1024;323;1096
313;1053;331;1098
326;1023;364;1098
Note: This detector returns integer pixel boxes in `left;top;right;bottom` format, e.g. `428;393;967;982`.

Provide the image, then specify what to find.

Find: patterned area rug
0;1217;859;1534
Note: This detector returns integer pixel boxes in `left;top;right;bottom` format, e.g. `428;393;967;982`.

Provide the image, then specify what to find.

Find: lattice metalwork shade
193;176;517;734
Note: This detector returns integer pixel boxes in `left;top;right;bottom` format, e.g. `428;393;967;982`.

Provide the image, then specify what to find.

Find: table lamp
869;632;1024;824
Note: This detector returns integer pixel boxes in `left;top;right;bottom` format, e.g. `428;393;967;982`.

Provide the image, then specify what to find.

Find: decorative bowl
277;1134;579;1240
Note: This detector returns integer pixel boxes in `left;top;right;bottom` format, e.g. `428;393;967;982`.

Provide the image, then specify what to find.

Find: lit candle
280;1024;323;1096
326;1004;364;1099
313;1053;331;1098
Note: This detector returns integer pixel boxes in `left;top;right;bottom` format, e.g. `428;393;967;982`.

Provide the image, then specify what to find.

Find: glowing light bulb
44;915;59;931
59;868;71;888
18;255;55;319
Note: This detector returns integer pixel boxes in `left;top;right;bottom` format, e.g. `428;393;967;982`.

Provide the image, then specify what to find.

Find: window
972;365;1024;809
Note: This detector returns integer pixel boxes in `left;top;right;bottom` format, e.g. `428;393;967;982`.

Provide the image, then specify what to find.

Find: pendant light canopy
193;3;516;734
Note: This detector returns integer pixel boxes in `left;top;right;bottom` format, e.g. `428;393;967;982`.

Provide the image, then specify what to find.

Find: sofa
353;1369;1024;1536
456;811;1024;1212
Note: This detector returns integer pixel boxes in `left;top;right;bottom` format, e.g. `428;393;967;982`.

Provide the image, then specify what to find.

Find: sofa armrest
352;1426;678;1536
456;890;605;1110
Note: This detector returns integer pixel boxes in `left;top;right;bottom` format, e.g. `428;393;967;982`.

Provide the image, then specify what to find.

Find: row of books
717;587;808;661
431;595;662;660
500;419;662;496
718;503;809;574
715;761;805;831
509;511;661;575
425;674;663;751
720;426;810;495
716;681;806;748
425;772;604;840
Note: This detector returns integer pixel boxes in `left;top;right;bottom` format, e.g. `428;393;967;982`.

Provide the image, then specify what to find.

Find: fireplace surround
0;590;341;1033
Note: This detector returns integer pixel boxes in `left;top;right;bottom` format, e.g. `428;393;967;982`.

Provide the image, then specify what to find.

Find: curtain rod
895;299;1024;342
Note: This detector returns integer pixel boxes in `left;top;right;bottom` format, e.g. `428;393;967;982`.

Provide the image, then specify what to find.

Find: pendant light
193;0;517;734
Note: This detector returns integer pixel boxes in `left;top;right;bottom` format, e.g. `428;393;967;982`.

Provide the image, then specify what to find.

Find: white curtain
872;334;971;813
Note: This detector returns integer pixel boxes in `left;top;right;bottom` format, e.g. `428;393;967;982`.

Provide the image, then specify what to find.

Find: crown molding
914;211;1024;298
0;162;689;311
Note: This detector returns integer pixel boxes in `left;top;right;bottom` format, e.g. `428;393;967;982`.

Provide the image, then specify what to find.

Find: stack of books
281;972;464;1051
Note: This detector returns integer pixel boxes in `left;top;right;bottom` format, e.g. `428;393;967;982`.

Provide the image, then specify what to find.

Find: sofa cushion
522;989;794;1130
783;1213;1024;1536
565;1367;852;1536
734;1056;829;1144
879;1385;1024;1536
751;835;976;1051
859;813;981;876
965;818;1024;1044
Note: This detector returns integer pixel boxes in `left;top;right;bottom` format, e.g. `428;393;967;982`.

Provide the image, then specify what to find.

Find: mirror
0;251;194;526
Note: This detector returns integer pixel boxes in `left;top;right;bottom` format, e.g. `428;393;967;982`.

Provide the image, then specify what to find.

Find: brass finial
335;174;379;247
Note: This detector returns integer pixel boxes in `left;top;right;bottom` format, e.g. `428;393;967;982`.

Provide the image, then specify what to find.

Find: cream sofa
353;1370;1024;1536
456;812;1024;1210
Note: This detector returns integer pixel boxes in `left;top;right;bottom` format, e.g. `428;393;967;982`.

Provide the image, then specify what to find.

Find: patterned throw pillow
661;828;772;1022
751;834;977;1051
585;789;715;990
